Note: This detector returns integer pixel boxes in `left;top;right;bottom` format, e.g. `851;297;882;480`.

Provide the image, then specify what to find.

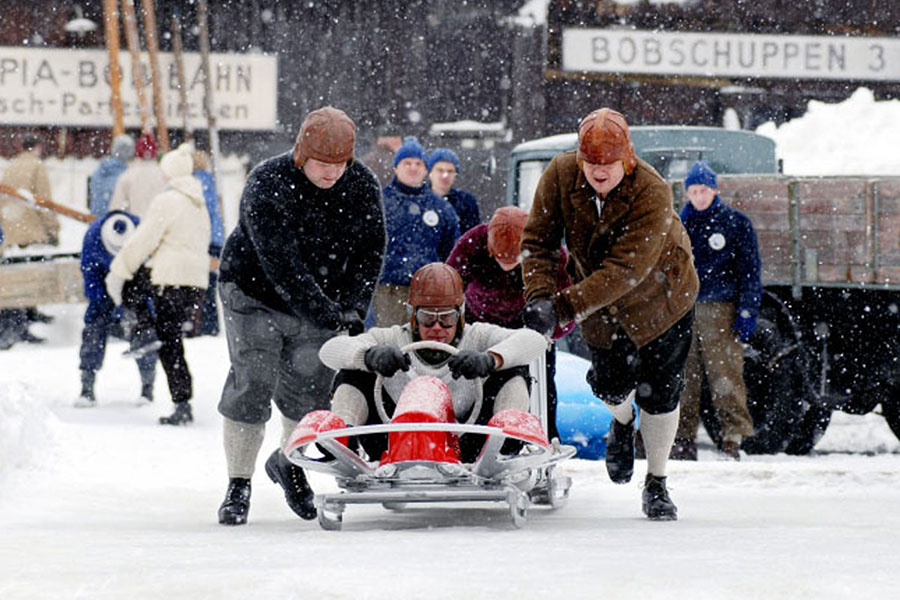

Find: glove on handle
364;345;411;377
447;350;496;380
523;299;558;336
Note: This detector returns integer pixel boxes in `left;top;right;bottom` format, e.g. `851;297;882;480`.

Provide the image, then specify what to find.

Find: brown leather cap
408;263;464;308
293;106;356;167
487;206;529;262
577;108;637;174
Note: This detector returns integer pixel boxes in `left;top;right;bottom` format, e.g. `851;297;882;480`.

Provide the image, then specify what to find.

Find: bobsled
284;340;576;530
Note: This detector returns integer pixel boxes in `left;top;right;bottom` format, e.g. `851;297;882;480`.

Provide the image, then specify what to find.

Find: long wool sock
640;407;680;477
223;417;265;479
603;391;636;425
281;415;299;449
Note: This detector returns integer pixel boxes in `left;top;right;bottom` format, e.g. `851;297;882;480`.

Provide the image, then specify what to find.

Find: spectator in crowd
214;106;384;526
520;108;698;520
319;262;547;462
373;136;459;326
360;134;402;187
673;161;761;461
427;147;480;234
75;210;157;407
192;149;227;336
446;206;572;440
109;132;167;218
0;132;59;346
0;132;60;248
105;143;210;426
89;134;135;217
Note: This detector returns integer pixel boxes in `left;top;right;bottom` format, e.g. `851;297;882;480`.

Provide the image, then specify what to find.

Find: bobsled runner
283;340;576;530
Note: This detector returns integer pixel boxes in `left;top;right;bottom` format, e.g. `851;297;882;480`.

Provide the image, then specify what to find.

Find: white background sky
2;88;900;598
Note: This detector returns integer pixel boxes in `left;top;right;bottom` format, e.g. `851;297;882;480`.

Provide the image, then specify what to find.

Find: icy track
1;304;898;599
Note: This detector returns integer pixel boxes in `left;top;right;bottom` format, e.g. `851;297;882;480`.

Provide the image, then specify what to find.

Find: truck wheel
784;404;832;455
881;401;900;442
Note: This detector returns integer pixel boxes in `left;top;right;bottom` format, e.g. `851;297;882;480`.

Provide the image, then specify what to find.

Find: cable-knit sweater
319;322;546;419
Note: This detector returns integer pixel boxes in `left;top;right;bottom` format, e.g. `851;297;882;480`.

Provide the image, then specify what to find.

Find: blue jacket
440;187;480;235
80;210;140;322
194;169;226;252
219;152;385;329
88;158;128;217
680;196;762;319
380;178;460;286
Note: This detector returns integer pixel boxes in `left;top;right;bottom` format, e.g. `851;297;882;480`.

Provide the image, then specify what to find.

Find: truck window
517;159;551;213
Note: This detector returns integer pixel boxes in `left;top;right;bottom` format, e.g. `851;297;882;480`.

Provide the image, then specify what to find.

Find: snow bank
0;382;59;475
756;87;900;176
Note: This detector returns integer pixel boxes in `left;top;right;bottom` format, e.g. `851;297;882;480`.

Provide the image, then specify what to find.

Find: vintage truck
507;126;900;453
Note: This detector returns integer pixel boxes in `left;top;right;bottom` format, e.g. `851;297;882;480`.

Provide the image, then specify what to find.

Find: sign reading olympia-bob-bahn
562;29;900;82
0;47;278;130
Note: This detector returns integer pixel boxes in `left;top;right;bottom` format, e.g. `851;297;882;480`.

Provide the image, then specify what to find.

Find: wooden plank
141;0;169;153
102;0;125;136
0;260;85;309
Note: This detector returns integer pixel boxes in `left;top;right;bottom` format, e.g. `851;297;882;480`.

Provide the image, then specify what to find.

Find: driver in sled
317;262;548;462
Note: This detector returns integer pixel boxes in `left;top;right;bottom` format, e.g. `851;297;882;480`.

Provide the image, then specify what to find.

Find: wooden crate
718;175;900;289
0;259;85;309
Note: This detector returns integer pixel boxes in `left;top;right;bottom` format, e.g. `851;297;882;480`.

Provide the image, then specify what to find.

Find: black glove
447;350;496;380
364;345;411;377
340;309;365;336
523;299;558;336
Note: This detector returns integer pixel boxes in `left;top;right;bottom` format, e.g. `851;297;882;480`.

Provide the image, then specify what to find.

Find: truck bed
714;175;900;291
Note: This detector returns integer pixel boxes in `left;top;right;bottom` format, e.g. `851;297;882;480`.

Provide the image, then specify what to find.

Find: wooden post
120;0;152;134
197;0;222;193
140;0;169;152
170;13;191;141
102;0;124;136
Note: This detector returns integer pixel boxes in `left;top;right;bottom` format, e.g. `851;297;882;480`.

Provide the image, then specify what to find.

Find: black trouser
79;301;156;391
124;267;203;403
331;366;531;463
586;309;694;415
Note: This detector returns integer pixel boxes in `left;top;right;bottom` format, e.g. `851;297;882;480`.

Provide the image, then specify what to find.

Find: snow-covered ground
4;88;900;598
1;302;899;599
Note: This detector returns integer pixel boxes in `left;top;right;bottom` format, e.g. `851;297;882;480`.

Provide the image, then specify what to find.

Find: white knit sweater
319;322;547;419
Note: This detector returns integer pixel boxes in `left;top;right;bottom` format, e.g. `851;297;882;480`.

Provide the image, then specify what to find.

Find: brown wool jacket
521;152;698;349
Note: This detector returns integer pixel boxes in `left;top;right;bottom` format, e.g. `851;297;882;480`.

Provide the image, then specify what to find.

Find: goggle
415;308;460;329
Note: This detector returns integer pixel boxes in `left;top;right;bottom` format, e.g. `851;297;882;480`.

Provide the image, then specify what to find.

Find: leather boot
218;478;251;525
605;410;635;484
265;449;316;520
642;474;677;521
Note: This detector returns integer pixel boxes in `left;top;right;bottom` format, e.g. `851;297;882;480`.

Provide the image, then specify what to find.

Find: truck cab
507;126;778;211
506;126;900;454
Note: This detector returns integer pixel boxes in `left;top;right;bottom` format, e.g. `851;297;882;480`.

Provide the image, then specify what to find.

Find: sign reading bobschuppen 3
562;29;900;82
0;46;278;129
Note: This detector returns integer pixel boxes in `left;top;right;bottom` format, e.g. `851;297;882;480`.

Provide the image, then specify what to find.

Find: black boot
124;328;162;359
218;478;251;525
264;449;316;520
642;474;677;521
605;410;635;484
159;402;193;425
75;371;96;408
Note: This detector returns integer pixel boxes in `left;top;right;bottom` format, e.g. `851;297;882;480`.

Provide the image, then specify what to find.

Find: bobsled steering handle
373;340;484;426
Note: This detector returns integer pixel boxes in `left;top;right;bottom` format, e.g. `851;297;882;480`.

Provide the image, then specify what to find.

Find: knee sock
603;390;636;425
280;415;299;450
331;384;369;426
223;418;265;479
493;377;530;414
640;407;680;477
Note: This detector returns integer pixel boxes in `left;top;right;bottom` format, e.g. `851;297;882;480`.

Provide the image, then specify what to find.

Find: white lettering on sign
0;46;278;130
562;29;900;82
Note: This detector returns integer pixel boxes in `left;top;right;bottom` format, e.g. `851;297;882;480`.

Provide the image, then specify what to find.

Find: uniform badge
422;209;440;227
708;232;726;250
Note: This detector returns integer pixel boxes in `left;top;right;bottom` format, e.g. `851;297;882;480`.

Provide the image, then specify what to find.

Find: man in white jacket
319;262;547;461
106;142;211;425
